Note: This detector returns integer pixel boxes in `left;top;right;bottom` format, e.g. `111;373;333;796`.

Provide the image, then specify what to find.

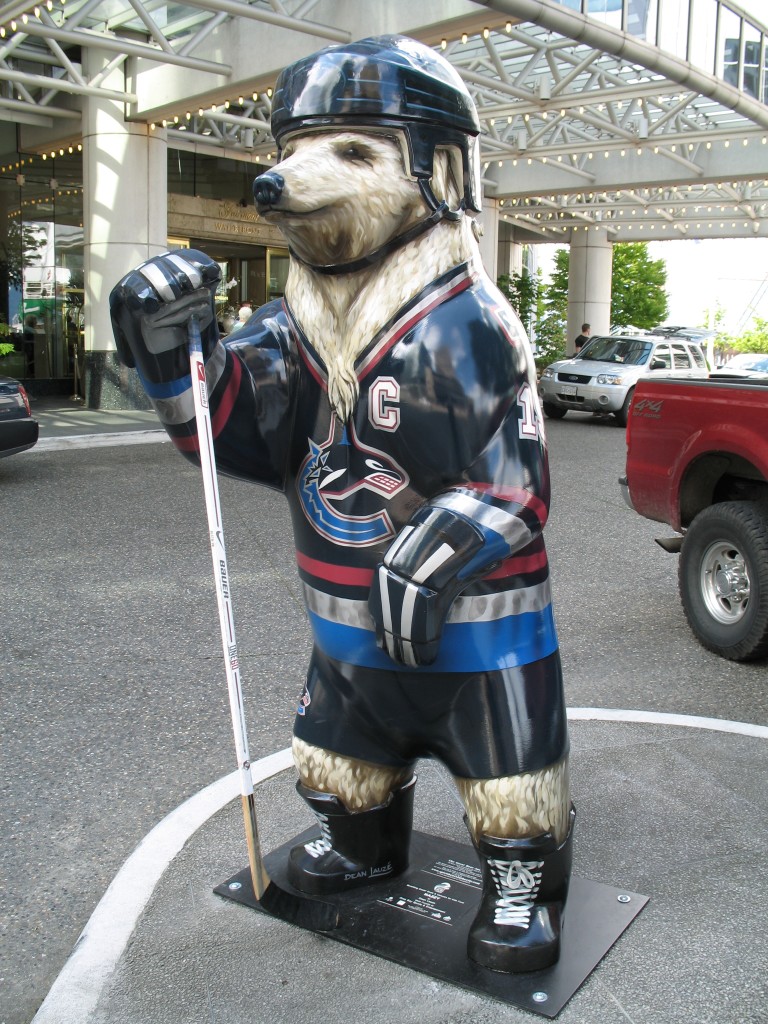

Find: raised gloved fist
109;249;221;383
368;506;486;667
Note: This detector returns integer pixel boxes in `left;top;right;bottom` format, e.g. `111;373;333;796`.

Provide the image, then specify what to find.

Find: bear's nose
253;171;285;208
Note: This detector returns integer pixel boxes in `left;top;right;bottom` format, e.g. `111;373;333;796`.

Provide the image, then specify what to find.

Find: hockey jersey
140;262;558;674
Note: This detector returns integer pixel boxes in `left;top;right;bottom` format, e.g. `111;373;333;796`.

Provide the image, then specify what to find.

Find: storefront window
168;148;268;205
0;147;84;391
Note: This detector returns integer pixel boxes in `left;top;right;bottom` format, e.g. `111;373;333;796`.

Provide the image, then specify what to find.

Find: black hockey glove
109;249;221;384
368;505;486;667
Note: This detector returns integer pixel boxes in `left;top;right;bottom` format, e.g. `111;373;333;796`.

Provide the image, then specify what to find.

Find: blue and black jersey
140;261;567;777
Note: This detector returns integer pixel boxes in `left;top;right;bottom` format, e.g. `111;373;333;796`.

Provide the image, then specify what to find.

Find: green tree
701;305;768;361
733;316;768;354
702;303;731;363
497;269;538;339
0;324;12;357
534;248;569;367
609;242;669;329
536;241;669;349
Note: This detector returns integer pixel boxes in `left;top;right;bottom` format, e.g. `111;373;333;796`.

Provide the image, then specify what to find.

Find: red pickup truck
620;375;768;661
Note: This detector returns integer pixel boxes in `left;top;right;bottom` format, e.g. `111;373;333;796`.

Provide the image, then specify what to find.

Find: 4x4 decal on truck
632;398;664;418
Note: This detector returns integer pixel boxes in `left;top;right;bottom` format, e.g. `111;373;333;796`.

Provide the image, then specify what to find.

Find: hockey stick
187;314;339;931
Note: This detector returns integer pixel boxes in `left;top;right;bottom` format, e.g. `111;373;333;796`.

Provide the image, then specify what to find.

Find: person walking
574;323;591;354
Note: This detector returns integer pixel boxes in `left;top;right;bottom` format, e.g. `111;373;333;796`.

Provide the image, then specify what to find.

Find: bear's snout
253;170;285;209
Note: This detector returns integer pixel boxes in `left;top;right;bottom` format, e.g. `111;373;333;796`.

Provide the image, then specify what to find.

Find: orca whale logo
297;420;409;547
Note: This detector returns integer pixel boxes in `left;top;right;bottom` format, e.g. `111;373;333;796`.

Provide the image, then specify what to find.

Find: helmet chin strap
288;180;464;277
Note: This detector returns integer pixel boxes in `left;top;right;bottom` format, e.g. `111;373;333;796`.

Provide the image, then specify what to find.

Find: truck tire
614;388;634;428
679;501;768;661
543;402;567;420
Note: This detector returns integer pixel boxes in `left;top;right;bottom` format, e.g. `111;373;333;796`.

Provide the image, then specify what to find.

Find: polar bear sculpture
110;35;574;974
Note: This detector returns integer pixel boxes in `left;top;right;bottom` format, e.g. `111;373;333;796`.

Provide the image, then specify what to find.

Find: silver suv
539;334;709;426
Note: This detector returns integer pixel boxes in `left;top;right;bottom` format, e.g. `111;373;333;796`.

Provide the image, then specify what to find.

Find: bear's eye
339;142;372;164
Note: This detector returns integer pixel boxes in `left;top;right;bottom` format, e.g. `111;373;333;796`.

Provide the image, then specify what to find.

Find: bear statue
109;35;574;974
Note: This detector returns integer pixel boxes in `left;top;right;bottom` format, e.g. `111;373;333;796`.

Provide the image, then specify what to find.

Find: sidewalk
28;711;768;1024
24;400;768;1024
31;395;161;440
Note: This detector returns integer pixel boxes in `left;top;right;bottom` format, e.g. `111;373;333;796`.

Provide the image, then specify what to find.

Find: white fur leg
455;757;570;844
292;736;411;811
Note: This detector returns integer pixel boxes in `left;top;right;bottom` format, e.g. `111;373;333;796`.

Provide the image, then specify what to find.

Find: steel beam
173;0;350;43
473;0;768;129
11;21;232;74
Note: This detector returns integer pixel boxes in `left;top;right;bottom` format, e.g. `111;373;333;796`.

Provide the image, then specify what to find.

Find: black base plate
215;829;648;1019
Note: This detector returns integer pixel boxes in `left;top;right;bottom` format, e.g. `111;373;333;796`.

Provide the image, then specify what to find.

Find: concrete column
82;49;168;409
567;227;612;355
497;218;524;279
476;196;499;282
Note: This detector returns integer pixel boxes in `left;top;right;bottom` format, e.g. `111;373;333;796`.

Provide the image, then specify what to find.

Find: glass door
266;248;289;302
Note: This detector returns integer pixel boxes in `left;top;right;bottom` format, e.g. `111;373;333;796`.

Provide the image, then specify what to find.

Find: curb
31;712;766;1023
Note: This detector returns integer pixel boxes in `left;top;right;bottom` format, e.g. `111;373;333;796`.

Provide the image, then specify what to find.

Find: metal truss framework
0;0;767;240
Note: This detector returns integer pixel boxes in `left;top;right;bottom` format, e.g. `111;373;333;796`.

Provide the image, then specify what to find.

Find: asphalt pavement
1;398;766;1024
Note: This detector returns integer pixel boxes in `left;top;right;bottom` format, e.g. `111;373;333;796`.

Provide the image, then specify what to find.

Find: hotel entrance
167;191;289;335
170;238;289;335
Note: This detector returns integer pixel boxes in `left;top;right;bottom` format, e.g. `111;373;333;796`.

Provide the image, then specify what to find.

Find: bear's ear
431;147;464;211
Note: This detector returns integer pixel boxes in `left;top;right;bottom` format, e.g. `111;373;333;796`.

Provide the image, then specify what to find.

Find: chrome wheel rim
700;540;751;625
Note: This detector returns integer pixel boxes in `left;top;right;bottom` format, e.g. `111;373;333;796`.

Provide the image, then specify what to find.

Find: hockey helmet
270;35;482;213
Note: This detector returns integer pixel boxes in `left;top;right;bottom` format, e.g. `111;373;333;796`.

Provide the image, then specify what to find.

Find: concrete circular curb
31;712;767;1023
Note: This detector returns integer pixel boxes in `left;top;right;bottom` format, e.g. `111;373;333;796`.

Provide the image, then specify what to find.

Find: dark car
0;375;38;457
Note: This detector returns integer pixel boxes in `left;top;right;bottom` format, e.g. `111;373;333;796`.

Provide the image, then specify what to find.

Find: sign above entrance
168;194;285;247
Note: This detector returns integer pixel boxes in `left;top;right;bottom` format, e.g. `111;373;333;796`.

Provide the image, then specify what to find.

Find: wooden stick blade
241;774;339;933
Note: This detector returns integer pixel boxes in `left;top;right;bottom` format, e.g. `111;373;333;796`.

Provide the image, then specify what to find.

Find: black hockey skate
468;806;575;973
288;776;416;895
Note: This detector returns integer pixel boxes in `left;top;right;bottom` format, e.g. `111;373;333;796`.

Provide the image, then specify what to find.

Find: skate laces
489;858;543;927
304;811;333;859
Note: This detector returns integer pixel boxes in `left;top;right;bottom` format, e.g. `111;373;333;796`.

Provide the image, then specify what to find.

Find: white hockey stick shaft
188;316;268;897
